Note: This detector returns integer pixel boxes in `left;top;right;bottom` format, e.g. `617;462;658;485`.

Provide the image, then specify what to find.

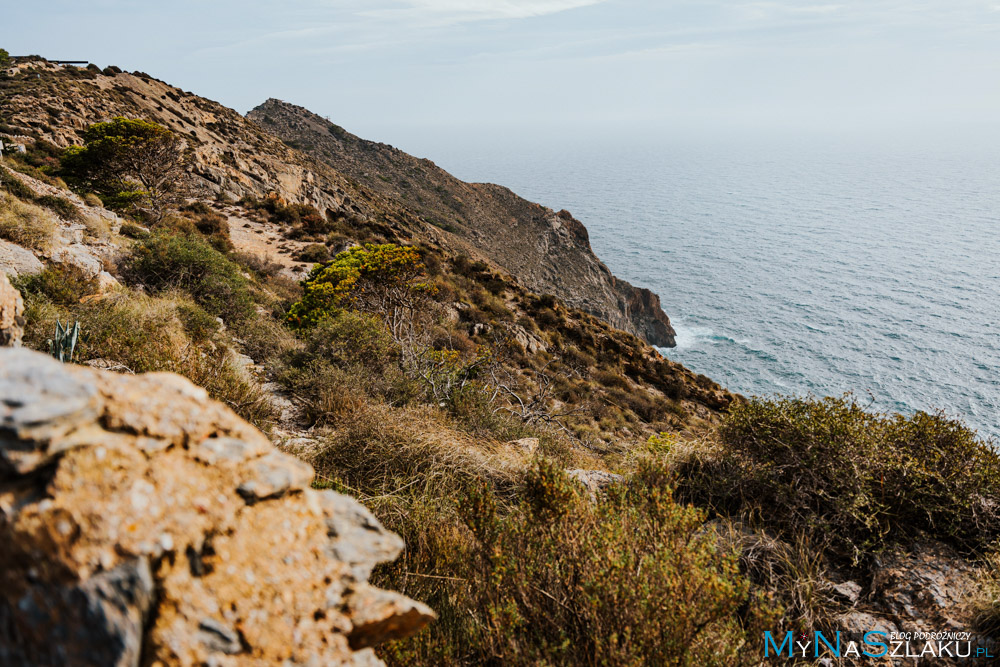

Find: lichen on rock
0;348;434;666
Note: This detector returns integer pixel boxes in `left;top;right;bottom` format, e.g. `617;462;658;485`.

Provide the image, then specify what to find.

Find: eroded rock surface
0;348;434;666
0;273;24;347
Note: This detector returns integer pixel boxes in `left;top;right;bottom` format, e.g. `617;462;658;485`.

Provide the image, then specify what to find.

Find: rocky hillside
3;55;998;666
249;99;676;346
0;346;433;666
0;58;675;346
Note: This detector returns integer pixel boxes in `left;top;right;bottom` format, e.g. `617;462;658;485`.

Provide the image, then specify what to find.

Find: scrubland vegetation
4;113;999;664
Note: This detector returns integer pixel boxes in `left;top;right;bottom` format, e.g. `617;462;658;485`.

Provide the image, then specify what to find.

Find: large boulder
0;348;434;666
0;239;43;279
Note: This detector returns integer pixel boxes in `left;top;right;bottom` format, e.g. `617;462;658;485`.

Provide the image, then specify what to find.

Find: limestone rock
0;273;24;347
0;348;434;666
50;243;104;278
0;239;43;278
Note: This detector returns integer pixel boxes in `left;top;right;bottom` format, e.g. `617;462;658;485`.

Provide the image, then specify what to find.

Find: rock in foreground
0;348;434;666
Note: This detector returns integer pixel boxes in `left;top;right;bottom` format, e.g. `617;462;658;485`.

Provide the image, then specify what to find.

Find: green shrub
274;312;419;423
293;243;330;264
119;222;150;239
180;201;232;251
287;243;432;328
677;395;1000;563
14;264;97;306
379;460;774;666
35;194;80;221
121;230;254;322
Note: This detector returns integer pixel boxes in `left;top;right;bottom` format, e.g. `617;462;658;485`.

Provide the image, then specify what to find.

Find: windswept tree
62;117;187;218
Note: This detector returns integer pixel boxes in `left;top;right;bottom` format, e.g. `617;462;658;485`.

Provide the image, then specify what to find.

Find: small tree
287;243;435;338
62;117;186;218
0;49;10;68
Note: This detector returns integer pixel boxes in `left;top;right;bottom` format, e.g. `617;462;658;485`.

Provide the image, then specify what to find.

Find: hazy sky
6;1;1000;144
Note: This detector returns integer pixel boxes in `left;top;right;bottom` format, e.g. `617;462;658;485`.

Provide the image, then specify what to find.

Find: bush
287;243;432;328
121;230;254;322
180;201;232;251
35;194;80;221
14;264;97;306
119;222;150;240
378;460;773;666
677;395;1000;564
0;193;57;250
293;243;330;264
274;312;419;423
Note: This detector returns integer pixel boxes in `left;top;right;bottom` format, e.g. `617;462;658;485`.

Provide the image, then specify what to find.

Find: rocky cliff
248;99;677;347
0;347;434;666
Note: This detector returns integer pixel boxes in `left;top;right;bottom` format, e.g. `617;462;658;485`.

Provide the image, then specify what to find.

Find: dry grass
20;289;278;430
971;551;1000;637
0;192;57;250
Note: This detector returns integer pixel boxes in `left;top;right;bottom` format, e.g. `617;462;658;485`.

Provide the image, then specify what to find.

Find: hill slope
0;60;675;346
249;99;676;347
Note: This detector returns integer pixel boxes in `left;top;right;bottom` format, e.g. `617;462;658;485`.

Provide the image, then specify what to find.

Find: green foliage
48;320;80;362
61;117;185;216
14;264;97;306
293;243;330;264
274;312;419;424
121;230;254;322
287;243;430;328
0;49;9;68
35;194;80;221
678;395;1000;563
380;460;773;666
119;222;150;240
178;202;232;251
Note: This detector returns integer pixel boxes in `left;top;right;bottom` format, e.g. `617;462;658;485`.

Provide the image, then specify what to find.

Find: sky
5;1;1000;146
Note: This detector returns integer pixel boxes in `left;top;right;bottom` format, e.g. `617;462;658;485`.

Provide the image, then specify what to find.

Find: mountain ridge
248;98;677;347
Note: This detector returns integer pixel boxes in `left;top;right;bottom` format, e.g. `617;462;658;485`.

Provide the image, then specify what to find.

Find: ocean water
399;130;1000;440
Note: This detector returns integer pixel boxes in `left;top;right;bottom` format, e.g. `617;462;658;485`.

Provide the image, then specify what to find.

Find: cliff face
0;347;434;666
248;100;676;347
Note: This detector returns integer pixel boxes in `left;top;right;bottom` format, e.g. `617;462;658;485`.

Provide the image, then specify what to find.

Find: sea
395;128;1000;440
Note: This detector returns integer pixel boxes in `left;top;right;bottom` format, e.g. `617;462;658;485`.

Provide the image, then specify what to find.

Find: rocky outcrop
0;273;24;347
0;239;43;278
0;348;434;666
248;99;678;347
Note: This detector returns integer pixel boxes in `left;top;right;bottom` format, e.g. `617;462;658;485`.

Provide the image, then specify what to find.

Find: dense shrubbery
378;460;774;666
178;201;232;251
121;230;254;322
14;264;97;306
676;395;1000;563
